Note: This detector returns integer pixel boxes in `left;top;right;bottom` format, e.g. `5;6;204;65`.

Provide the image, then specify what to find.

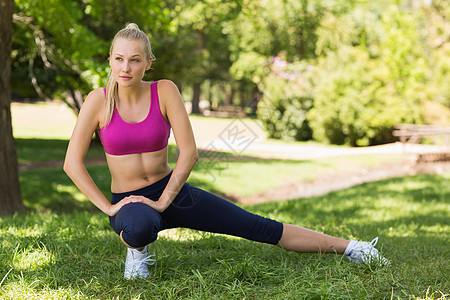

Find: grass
1;171;449;299
4;101;448;298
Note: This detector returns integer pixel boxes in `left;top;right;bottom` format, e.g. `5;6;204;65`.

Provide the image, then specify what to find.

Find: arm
141;80;198;212
63;89;131;216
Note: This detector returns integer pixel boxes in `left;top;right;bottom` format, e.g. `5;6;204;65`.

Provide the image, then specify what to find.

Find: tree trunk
0;0;24;215
191;83;201;114
222;84;232;106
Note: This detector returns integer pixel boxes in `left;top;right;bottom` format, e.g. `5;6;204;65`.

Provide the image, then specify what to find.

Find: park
1;0;449;299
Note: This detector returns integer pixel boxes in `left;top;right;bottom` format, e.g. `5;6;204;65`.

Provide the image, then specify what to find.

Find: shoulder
82;88;106;111
155;80;186;119
156;79;182;104
78;88;105;123
85;87;106;103
156;79;179;93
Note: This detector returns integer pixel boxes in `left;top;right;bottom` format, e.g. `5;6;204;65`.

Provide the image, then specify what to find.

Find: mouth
120;76;132;80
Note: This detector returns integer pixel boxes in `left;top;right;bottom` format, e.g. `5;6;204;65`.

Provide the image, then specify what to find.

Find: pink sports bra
98;81;171;155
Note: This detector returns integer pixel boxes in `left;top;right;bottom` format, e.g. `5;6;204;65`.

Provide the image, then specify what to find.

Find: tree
308;2;427;146
228;0;324;110
12;0;169;114
172;0;241;113
0;0;24;215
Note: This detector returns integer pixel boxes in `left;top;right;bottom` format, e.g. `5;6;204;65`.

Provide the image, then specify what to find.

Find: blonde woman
64;23;388;280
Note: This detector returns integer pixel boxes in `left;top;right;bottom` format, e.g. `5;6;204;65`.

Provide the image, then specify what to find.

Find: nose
122;60;131;73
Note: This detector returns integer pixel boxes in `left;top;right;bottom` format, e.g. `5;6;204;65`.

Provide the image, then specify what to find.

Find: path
187;116;448;160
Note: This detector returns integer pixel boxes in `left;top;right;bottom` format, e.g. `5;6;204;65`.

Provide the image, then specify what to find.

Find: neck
117;81;143;105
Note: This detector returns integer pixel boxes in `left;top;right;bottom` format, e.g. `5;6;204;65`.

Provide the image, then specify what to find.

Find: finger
121;198;131;204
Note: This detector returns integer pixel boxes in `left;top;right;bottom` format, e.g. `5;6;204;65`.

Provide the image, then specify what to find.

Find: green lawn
3;102;448;299
1;171;448;299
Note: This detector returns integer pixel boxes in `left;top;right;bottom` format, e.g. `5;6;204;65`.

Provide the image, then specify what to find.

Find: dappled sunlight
357;196;424;222
20;165;110;213
386;222;449;239
54;184;89;203
13;247;55;271
3;225;48;242
382;180;435;193
159;228;191;242
158;228;241;244
2;281;84;300
387;223;421;238
417;224;449;235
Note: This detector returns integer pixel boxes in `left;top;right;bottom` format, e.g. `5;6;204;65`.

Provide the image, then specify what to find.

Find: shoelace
347;237;378;259
125;254;156;274
140;254;156;267
369;237;379;248
133;254;156;269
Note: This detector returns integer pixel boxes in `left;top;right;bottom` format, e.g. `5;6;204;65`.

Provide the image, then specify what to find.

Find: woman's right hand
107;198;133;216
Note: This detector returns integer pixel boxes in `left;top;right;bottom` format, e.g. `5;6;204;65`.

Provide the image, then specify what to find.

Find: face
109;38;152;87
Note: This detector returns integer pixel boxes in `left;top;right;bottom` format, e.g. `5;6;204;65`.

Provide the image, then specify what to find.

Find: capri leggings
109;172;284;248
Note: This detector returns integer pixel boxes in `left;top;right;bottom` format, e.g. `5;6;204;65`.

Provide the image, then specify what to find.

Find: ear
108;53;112;67
145;58;152;71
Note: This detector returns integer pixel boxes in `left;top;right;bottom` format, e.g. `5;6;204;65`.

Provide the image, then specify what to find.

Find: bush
307;7;428;146
257;57;313;142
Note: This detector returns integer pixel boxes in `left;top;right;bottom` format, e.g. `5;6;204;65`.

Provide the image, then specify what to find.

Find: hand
107;197;134;216
123;195;169;213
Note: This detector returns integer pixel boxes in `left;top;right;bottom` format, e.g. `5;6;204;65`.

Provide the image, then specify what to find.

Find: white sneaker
344;237;389;266
124;246;156;280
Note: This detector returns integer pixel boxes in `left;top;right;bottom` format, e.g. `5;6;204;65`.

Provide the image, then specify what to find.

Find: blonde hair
105;23;156;125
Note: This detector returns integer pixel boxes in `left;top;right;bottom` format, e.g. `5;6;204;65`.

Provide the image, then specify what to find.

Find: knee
118;203;162;248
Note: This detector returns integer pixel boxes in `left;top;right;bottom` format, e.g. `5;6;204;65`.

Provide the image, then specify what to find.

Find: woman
64;23;388;280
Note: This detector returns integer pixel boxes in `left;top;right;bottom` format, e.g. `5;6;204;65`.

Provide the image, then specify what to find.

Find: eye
132;59;140;62
115;57;123;61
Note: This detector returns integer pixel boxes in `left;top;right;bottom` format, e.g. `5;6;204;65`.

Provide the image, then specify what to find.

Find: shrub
257;56;314;142
307;7;428;146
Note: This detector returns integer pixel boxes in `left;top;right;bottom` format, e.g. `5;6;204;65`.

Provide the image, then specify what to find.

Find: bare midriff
105;146;172;193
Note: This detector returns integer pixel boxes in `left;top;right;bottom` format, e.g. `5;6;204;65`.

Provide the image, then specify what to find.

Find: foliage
10;0;450;145
423;0;450;108
12;0;170;112
257;55;314;141
308;4;429;146
12;0;106;106
237;0;449;146
227;0;324;108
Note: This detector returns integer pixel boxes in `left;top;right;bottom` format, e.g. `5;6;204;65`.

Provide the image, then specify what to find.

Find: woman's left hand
124;195;169;213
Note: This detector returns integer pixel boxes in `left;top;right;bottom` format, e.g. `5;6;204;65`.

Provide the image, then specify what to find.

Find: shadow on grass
19;165;110;213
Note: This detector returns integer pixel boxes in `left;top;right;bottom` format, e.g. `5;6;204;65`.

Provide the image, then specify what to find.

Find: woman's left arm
145;80;199;212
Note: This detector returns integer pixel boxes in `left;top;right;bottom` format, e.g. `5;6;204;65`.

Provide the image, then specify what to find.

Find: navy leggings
109;172;284;248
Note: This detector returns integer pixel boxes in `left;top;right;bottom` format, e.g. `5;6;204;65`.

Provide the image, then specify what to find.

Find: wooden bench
393;124;450;161
393;124;450;146
207;105;247;118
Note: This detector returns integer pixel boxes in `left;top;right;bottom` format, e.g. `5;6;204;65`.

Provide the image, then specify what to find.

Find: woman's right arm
63;89;130;216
